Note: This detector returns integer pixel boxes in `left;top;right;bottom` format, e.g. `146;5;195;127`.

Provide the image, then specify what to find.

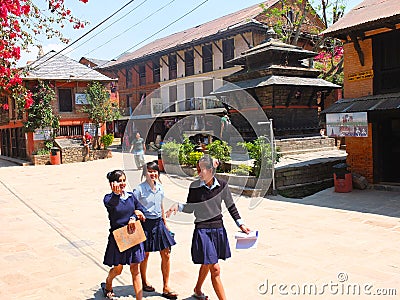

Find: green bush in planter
238;136;280;178
179;136;196;165
230;164;252;176
206;140;231;163
33;140;53;155
187;151;203;167
35;148;50;155
100;134;114;149
161;140;181;164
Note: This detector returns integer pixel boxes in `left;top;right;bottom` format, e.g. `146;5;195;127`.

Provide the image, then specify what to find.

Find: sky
19;0;363;66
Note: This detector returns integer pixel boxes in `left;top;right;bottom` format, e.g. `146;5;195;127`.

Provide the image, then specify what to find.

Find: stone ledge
0;155;32;166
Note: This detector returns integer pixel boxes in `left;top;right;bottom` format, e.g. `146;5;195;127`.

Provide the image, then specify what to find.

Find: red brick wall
345;123;373;182
343;39;373;99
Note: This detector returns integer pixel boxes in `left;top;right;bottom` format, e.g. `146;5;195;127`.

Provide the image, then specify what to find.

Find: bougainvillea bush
0;0;88;112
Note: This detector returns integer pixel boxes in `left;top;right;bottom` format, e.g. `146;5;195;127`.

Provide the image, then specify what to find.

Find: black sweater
183;178;241;229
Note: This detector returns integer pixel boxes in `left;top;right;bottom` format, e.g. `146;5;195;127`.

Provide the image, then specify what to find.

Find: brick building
0;51;116;160
97;0;325;144
322;0;400;184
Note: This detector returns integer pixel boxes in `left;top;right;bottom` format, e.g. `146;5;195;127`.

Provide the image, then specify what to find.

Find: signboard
348;70;374;82
83;123;98;136
33;128;52;141
75;93;89;105
326;112;368;137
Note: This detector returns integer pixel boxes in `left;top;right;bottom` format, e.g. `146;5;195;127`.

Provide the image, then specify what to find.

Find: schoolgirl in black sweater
167;155;250;300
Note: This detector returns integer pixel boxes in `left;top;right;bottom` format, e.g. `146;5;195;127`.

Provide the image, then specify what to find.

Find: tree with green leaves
24;80;60;135
1;0;88;111
262;0;345;84
81;81;120;149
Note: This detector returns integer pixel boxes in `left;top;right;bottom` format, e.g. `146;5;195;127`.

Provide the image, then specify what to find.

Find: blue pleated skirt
191;227;231;265
141;218;176;252
103;233;145;267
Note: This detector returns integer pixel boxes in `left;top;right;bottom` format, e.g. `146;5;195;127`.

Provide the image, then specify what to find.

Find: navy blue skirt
103;233;145;267
191;227;231;265
141;218;176;252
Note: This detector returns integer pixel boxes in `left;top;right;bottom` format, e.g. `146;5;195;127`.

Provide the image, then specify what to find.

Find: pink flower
2;103;9;110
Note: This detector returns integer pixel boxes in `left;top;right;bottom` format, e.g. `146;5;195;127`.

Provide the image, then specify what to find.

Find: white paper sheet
234;230;259;249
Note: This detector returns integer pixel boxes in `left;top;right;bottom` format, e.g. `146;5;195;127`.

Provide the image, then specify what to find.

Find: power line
81;0;177;57
31;0;139;70
123;0;209;55
65;0;151;57
93;0;209;71
34;0;210;90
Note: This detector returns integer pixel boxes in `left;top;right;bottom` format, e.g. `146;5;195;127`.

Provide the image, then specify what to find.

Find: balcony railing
118;96;225;118
150;96;224;117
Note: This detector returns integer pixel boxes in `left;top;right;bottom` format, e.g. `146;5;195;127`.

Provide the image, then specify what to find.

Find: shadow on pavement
268;187;400;218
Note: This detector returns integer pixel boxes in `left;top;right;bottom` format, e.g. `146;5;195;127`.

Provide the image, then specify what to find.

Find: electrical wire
81;0;177;57
64;0;151;57
31;0;139;70
123;0;209;55
31;0;210;90
97;0;209;69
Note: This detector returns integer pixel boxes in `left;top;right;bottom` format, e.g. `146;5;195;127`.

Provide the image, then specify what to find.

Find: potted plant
206;140;232;172
100;133;114;149
238;136;280;178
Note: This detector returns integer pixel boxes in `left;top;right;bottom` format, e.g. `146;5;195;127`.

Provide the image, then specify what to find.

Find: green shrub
237;136;280;178
35;148;50;155
161;140;181;164
206;140;231;163
33;140;53;155
100;133;114;149
230;164;252;176
179;136;196;165
187;151;203;167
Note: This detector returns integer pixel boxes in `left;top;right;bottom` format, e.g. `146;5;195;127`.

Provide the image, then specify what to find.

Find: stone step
229;184;264;197
0;155;32;166
278;146;338;156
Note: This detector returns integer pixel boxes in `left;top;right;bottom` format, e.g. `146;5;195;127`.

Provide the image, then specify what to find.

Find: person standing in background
131;132;146;169
220;110;231;143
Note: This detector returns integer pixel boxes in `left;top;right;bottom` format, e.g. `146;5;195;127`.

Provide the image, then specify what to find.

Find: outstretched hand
165;203;179;218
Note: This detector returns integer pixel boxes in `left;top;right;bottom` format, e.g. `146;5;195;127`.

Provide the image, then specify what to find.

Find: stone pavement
0;150;399;300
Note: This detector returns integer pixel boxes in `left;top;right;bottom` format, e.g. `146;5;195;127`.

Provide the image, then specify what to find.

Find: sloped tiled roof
213;75;340;94
322;0;400;38
322;92;400;113
80;57;110;67
23;51;114;81
107;0;279;68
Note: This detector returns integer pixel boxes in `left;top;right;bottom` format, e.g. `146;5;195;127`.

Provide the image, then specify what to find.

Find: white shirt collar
200;177;220;190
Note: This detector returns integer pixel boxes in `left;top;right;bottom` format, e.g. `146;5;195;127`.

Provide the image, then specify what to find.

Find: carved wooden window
373;30;400;94
223;39;234;68
185;50;194;76
202;44;213;73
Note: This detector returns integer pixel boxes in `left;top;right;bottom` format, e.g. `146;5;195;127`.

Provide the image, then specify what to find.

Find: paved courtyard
0;151;399;299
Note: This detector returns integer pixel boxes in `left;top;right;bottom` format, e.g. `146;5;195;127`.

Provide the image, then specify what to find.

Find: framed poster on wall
326;112;368;137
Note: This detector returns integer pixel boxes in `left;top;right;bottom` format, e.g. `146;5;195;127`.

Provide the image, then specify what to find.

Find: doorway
377;117;400;183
